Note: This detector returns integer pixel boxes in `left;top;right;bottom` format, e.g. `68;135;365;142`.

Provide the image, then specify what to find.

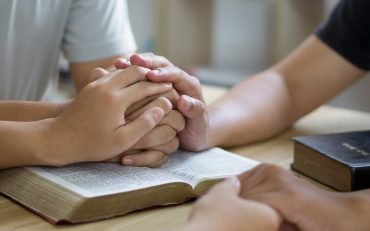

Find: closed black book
291;130;370;192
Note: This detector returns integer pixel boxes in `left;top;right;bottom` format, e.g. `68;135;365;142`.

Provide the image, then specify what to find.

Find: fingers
131;125;177;150
149;136;179;154
114;53;173;70
130;53;174;69
122;137;179;167
146;66;203;101
126;94;159;116
239;164;276;197
115;107;164;150
122;150;169;168
93;66;150;90
126;89;180;116
159;110;185;132
159;89;180;107
177;95;206;120
208;176;241;196
114;57;131;69
175;95;208;151
120;81;172;109
127;96;172;122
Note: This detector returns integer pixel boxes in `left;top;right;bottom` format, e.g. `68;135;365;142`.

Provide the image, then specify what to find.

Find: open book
0;148;258;224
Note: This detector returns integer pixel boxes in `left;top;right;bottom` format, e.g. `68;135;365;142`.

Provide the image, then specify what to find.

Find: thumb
208;176;241;196
114;57;131;69
116;107;164;150
89;68;109;83
177;95;205;119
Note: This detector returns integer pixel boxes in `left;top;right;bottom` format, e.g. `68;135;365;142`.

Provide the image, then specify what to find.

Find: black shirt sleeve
316;0;370;70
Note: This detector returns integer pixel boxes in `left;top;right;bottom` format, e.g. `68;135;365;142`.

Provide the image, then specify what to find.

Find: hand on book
107;96;185;167
238;164;370;231
115;53;210;151
90;66;186;167
180;177;280;231
39;66;173;166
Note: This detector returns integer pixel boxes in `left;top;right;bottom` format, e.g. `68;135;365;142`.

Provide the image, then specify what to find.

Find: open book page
161;148;259;187
27;164;185;198
27;148;258;198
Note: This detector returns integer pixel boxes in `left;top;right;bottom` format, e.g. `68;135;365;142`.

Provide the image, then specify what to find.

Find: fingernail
122;157;134;166
227;176;241;190
152;108;163;123
151;69;160;75
182;95;193;111
163;82;172;88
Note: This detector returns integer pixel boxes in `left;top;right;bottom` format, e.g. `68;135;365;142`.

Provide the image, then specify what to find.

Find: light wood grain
1;85;370;230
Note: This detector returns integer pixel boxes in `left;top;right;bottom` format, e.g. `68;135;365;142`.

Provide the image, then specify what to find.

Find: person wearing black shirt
115;0;370;230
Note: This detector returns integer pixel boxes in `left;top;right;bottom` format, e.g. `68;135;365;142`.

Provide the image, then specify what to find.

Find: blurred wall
127;0;370;112
127;0;155;52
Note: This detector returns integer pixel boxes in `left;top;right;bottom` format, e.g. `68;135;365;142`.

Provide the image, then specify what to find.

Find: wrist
32;118;69;167
338;191;370;230
206;107;227;148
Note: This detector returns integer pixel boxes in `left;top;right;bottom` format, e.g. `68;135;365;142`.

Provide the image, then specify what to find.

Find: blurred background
59;0;370;112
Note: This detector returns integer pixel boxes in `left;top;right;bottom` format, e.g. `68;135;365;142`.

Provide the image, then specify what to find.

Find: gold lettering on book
342;142;370;156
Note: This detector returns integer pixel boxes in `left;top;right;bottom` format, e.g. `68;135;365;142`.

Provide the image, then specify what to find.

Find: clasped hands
39;53;208;167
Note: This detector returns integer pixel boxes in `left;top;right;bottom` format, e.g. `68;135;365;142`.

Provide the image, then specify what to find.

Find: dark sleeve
316;0;370;70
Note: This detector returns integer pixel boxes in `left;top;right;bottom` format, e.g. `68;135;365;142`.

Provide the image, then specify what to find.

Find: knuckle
128;65;149;76
103;91;119;106
161;89;179;106
141;112;158;128
157;96;173;111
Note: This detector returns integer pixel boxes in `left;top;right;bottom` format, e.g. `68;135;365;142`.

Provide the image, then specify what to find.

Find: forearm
338;190;370;230
0;120;48;169
207;70;294;147
207;36;363;148
0;101;66;121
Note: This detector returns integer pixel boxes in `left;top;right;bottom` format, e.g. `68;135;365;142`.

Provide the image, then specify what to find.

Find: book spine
352;166;370;191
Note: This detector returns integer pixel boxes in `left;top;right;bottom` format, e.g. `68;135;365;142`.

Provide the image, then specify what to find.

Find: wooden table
2;85;370;230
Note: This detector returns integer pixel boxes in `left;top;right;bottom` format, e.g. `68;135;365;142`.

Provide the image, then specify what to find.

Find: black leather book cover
293;130;370;191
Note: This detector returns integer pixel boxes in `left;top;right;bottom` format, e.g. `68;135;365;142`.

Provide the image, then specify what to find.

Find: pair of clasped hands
45;53;207;167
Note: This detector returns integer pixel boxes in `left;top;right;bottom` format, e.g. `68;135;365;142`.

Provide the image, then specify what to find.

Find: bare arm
207;35;365;147
0;55;125;122
0;67;171;169
0;101;66;121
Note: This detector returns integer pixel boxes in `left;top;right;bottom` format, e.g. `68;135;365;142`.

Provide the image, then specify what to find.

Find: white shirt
0;0;137;100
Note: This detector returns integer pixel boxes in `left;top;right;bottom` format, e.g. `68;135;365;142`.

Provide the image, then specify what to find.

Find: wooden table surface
1;85;370;231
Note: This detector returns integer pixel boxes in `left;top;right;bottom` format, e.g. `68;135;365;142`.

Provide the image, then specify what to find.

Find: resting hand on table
239;164;370;231
115;53;209;151
91;67;185;167
177;177;280;231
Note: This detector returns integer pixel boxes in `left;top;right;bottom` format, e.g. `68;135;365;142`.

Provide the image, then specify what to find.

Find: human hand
181;177;280;231
239;164;369;231
89;66;184;167
115;53;209;151
38;66;172;166
108;96;185;167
